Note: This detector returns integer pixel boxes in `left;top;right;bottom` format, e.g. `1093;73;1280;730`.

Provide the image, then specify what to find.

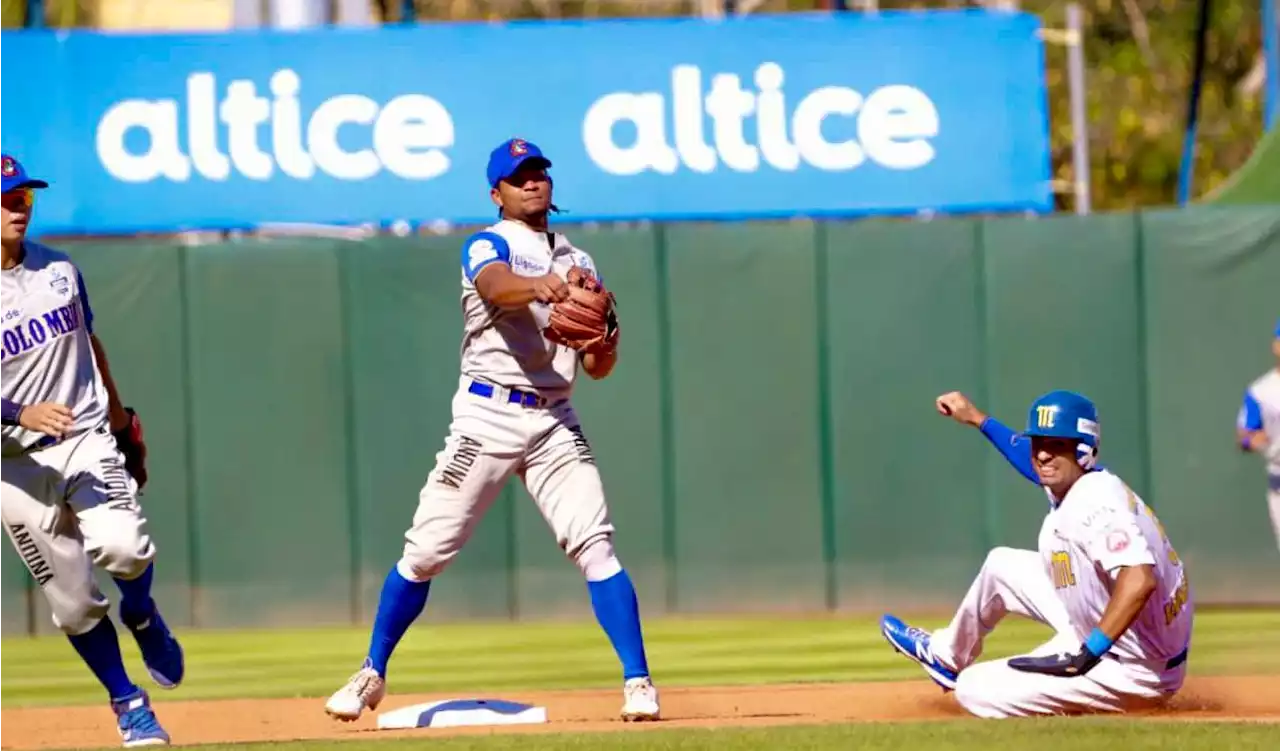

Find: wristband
1241;435;1255;451
1;398;23;426
1084;627;1114;657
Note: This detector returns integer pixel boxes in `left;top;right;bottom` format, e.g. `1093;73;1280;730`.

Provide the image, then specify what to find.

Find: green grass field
4;608;1279;750
66;722;1279;751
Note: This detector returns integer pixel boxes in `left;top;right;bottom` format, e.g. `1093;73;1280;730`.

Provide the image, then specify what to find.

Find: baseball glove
113;407;148;490
544;266;619;354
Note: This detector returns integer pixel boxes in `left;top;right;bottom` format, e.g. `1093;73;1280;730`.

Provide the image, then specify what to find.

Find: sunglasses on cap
2;187;35;212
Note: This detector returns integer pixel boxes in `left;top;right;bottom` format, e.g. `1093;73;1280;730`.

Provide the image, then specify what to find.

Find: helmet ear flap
1076;442;1098;470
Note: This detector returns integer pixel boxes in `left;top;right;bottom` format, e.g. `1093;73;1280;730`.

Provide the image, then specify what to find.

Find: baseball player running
1;155;183;747
880;389;1193;718
325;138;659;723
1236;317;1280;552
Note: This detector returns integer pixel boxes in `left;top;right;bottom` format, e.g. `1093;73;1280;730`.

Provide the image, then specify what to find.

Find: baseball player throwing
1236;317;1280;551
1;155;183;747
880;389;1193;718
325;138;659;723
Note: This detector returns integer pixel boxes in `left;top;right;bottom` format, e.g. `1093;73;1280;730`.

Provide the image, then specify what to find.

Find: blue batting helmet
1024;390;1100;469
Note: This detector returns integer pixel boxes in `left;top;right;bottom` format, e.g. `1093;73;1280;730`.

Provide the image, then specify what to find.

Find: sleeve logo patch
1106;529;1131;554
468;239;498;270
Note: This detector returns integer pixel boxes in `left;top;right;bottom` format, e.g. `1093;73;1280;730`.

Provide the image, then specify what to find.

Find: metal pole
1066;3;1091;215
25;0;44;28
1177;0;1213;205
1264;0;1279;131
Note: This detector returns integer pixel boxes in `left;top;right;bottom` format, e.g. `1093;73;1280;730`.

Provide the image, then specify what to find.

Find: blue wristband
1084;627;1114;657
1;398;22;426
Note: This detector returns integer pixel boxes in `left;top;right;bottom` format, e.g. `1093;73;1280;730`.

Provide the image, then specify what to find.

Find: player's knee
571;534;622;582
398;543;456;583
88;530;155;580
981;546;1023;577
52;599;110;636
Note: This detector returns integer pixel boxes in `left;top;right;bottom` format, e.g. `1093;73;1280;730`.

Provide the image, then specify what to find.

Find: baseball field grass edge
44;719;1280;751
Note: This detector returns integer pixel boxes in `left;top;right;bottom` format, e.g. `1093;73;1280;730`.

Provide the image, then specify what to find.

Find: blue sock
366;565;431;678
114;562;156;627
68;617;140;701
588;569;650;680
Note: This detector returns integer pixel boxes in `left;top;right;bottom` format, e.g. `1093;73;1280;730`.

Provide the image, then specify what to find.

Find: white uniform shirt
457;220;601;393
1;241;107;455
1239;370;1280;478
1038;470;1192;664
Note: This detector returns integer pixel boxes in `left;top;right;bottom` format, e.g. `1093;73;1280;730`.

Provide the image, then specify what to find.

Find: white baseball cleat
324;662;386;722
620;676;661;722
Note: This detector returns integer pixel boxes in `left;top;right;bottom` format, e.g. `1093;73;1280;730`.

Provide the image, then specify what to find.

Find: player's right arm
1236;388;1268;453
936;391;1039;485
462;232;569;308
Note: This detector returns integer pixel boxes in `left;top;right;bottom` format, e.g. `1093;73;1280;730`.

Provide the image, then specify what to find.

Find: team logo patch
1106;529;1131;553
467;239;499;271
0;156;15;177
49;270;69;295
509;139;529;156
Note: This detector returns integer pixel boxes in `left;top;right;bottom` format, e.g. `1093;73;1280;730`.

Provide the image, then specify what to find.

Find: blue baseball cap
1;154;48;193
486;138;551;188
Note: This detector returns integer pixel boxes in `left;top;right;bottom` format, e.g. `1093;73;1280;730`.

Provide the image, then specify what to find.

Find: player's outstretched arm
936;391;1038;485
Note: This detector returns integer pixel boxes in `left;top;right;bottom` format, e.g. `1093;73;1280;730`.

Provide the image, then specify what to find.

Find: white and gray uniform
930;470;1193;718
396;219;620;585
1;241;154;635
1238;369;1280;550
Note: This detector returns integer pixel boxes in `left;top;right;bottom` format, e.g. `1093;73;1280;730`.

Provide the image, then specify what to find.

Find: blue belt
468;380;551;408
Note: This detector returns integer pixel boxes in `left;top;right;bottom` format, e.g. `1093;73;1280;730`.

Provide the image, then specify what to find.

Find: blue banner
1;11;1052;234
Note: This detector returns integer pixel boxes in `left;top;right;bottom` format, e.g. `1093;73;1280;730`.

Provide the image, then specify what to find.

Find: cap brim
505;155;551;178
2;178;48;192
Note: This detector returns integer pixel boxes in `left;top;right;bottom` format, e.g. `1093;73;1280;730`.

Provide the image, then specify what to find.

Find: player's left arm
1094;563;1158;642
574;252;618;380
1236;388;1268;453
1011;503;1157;678
75;269;130;431
81;269;149;487
90;334;131;431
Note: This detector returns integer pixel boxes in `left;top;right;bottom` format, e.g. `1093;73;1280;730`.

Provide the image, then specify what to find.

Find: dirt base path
5;675;1279;750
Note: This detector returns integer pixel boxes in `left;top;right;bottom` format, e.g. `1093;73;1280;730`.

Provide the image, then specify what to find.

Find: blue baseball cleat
125;608;185;690
880;614;958;691
112;688;170;747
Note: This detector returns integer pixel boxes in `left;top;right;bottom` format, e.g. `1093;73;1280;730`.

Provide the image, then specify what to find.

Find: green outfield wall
3;206;1278;635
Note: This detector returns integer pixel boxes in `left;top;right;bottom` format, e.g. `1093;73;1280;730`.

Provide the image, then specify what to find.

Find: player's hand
532;273;571;304
18;402;74;438
1008;645;1103;678
935;391;987;428
1239;429;1269;453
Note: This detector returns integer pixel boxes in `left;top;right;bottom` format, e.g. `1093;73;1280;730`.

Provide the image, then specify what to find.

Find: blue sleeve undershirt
979;416;1039;485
